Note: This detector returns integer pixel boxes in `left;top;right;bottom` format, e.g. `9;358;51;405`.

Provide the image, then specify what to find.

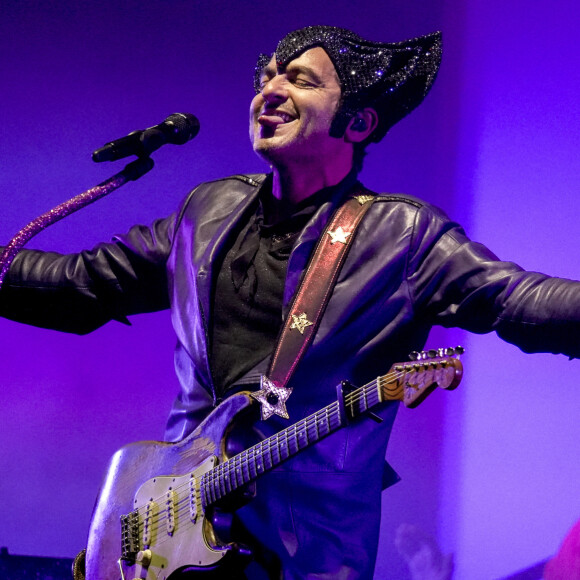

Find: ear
344;108;379;143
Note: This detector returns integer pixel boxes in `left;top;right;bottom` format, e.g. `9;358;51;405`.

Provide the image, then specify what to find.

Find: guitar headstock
380;347;464;408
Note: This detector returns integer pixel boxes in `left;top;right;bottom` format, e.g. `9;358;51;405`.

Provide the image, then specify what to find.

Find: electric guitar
84;348;463;579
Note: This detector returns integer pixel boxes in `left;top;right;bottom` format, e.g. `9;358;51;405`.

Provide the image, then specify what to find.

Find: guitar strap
251;188;376;420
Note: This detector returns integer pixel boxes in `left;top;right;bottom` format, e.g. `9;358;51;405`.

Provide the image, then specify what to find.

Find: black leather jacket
2;174;580;578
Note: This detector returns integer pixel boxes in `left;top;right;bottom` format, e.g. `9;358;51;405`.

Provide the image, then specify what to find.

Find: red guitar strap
251;189;376;420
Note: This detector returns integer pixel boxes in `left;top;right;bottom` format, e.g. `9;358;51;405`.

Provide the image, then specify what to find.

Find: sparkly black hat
254;25;442;141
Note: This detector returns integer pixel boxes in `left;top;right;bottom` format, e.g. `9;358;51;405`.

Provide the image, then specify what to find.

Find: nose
261;74;288;104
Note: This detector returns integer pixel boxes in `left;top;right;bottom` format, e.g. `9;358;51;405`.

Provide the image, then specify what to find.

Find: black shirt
210;172;358;395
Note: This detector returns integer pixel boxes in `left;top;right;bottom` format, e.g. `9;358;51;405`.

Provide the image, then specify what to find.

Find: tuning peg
408;345;465;361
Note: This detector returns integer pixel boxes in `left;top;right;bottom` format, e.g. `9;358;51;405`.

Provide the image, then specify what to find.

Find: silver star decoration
290;312;313;334
251;376;293;420
327;227;351;244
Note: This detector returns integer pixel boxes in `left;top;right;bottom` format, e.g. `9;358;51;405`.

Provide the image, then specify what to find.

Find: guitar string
127;386;374;540
126;361;452;541
125;362;457;564
128;396;348;539
126;359;446;542
125;363;425;540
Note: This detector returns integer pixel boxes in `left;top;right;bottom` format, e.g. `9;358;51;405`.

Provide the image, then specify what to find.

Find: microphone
92;113;200;162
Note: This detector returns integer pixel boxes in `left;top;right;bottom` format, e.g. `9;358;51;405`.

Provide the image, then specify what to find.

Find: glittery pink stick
0;157;154;289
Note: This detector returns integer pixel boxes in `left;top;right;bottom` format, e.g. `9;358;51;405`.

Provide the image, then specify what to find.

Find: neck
270;157;354;206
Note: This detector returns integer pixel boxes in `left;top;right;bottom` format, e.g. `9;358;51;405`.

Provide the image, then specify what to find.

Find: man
2;25;580;579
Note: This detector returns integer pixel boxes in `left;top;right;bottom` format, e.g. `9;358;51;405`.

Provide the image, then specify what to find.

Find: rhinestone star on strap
290;312;313;334
327;226;351;244
251;376;293;420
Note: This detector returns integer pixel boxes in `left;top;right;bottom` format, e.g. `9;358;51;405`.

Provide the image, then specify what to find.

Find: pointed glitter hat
254;25;442;142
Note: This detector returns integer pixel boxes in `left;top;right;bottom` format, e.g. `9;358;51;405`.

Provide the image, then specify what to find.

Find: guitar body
86;392;255;579
84;350;463;579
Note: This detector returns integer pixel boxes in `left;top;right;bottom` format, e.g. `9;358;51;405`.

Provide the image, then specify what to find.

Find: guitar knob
136;549;152;567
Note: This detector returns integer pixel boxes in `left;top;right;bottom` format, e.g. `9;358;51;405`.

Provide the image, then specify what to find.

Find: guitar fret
253;446;261;474
375;379;382;404
248;448;257;479
229;464;236;491
222;467;231;494
240;452;250;484
299;423;308;447
322;409;329;436
240;456;247;485
371;383;380;406
253;445;260;472
256;446;263;475
239;456;246;486
205;474;213;504
310;419;319;441
212;473;220;502
246;452;253;482
256;446;264;474
329;407;339;431
213;465;221;498
216;470;222;499
266;444;277;467
289;431;296;454
225;463;232;491
261;444;269;470
234;455;243;487
200;475;208;508
269;439;278;466
261;443;271;471
277;433;286;461
283;432;290;459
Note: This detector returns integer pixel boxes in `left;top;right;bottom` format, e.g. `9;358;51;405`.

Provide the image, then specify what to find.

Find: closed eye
291;76;317;88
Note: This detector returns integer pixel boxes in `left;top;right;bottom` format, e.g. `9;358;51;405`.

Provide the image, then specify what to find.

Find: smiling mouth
258;110;296;127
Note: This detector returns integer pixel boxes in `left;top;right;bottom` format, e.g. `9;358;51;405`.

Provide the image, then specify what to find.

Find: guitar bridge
120;510;140;562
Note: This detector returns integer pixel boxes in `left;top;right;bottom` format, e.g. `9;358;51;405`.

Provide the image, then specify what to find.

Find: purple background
1;1;579;578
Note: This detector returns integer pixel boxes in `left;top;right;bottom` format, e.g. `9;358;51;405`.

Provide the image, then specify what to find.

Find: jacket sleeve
408;203;580;358
0;215;175;334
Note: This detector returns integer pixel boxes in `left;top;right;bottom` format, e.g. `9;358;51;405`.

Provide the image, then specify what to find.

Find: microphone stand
0;156;154;290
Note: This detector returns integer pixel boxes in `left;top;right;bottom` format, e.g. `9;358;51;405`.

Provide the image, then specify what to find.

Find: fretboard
200;377;384;508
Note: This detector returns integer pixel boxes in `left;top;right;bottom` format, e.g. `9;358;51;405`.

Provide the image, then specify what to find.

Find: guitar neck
200;350;463;508
200;378;382;507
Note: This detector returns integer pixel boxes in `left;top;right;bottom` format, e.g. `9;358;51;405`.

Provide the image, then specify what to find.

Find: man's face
249;47;345;168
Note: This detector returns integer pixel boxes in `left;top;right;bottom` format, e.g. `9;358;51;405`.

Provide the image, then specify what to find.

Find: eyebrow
261;62;324;85
285;64;324;84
